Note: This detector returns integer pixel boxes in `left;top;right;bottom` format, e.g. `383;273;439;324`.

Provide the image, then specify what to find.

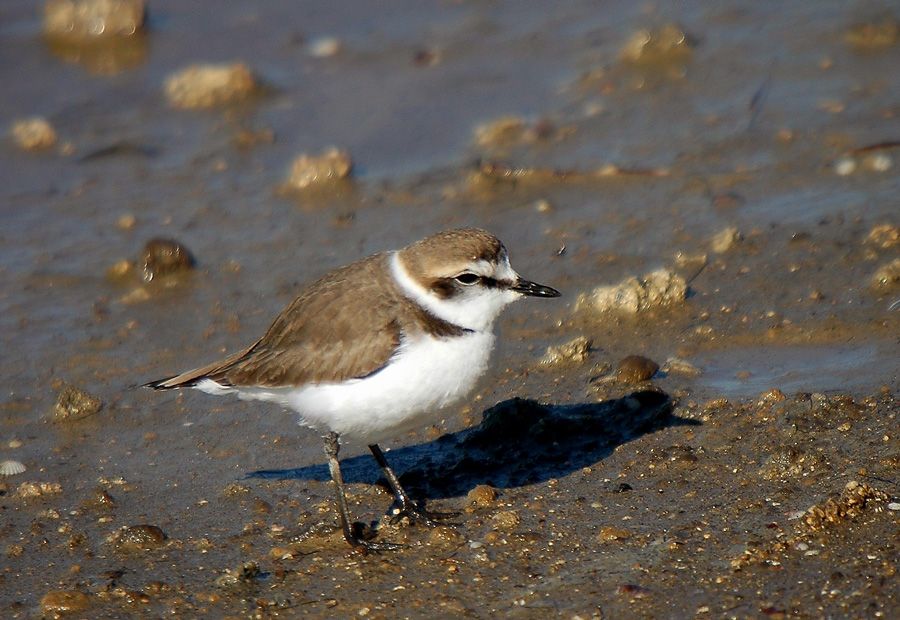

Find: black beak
511;278;561;298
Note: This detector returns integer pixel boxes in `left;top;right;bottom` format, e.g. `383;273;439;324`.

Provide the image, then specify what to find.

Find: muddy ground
1;1;898;618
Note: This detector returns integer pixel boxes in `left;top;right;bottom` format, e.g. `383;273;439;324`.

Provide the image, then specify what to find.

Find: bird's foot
391;501;460;528
344;522;406;554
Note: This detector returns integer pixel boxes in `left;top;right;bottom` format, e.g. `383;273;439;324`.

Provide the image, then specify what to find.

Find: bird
145;228;560;551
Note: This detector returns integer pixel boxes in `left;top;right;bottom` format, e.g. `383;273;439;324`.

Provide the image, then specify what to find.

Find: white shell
0;460;27;476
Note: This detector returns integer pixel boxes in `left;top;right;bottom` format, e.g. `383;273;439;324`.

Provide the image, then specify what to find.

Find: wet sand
1;1;898;618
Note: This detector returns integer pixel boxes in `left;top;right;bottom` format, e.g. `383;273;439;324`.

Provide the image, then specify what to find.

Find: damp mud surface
1;1;898;618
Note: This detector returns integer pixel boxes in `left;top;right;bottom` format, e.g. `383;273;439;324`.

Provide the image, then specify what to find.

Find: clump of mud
620;23;693;65
732;480;892;570
10;117;58;151
141;238;195;282
541;336;593;365
576;269;687;314
871;258;900;289
164;62;260;109
42;0;148;73
43;0;146;40
845;14;899;50
52;383;103;422
283;147;353;191
107;524;168;553
473;116;571;149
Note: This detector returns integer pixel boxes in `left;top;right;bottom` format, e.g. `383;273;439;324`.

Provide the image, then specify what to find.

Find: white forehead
468;252;517;281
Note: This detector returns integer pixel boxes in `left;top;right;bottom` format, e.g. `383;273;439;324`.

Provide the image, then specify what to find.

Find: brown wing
148;254;401;389
215;253;402;387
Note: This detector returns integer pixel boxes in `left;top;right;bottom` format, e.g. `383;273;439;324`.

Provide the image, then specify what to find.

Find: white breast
206;330;496;445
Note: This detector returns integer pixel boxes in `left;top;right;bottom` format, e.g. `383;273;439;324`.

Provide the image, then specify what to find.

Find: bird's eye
454;272;480;285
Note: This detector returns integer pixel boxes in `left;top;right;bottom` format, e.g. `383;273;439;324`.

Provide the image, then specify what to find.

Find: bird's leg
323;432;401;552
368;443;459;526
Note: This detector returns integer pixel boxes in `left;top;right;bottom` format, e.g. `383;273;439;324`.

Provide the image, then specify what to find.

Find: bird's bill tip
511;278;561;298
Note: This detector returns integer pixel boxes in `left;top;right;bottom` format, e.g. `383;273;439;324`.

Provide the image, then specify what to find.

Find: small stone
284;148;353;190
616;355;659;384
491;510;520;531
710;226;742;253
866;224;899;249
427;525;464;548
53;384;102;422
597;526;632;541
757;388;787;407
81;487;116;511
541;336;593;365
308;36;342;58
833;157;856;176
662;357;701;377
845;15;899;50
117;214;137;231
862;153;893;172
871;258;900;289
11;117;58;151
576;269;687;314
43;0;146;40
466;484;498;508
474;116;527;147
888;502;900;511
109;524;167;552
40;589;91;616
141;238;195;282
106;259;135;282
164;62;259;109
215;561;260;589
621;23;693;65
16;481;63;498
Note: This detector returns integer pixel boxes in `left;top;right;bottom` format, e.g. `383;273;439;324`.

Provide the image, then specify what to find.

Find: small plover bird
146;228;559;551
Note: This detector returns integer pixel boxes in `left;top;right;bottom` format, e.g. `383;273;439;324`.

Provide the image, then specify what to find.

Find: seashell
0;460;27;476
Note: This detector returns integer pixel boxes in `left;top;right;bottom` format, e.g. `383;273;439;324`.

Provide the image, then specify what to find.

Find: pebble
862;153;892;172
427;525;464;548
865;224;899;249
308;36;342;58
710;226;742;253
43;0;146;40
845;16;899;50
576;269;687;314
616;355;659;384
474;116;527;147
141;238;195;282
888;502;900;511
491;510;520;531
466;484;498;508
597;525;633;541
16;481;63;498
52;384;103;422
662;357;701;377
833;157;856;176
541;336;593;365
10;117;58;151
620;23;693;64
871;258;900;289
109;524;168;552
40;589;91;616
164;62;259;109
284;148;353;190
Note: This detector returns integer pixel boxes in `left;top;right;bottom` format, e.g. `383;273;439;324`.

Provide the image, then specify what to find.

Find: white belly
200;331;496;444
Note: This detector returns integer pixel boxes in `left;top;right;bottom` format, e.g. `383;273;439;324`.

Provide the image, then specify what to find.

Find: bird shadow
247;390;699;500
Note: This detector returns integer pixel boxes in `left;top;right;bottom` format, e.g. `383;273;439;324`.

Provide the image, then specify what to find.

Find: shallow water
1;1;898;617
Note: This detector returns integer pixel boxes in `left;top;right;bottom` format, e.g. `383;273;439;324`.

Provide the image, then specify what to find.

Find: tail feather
143;344;255;390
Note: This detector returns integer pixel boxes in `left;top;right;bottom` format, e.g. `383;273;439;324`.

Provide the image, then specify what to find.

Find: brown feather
146;229;501;390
